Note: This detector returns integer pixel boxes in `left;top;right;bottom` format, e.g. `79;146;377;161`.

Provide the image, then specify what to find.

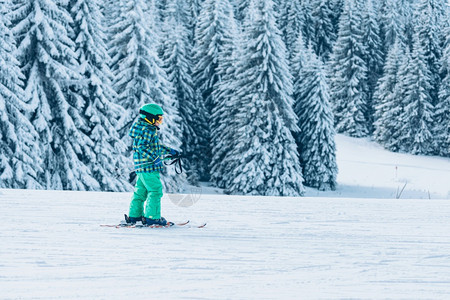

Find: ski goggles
139;110;164;124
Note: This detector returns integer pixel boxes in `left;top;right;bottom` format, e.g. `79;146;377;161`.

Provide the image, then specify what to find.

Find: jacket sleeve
160;144;173;156
135;130;160;162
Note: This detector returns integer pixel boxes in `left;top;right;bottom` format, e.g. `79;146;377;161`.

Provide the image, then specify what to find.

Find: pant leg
128;174;148;218
140;172;163;219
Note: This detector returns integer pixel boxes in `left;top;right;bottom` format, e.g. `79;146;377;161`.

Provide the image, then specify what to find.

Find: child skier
125;103;179;226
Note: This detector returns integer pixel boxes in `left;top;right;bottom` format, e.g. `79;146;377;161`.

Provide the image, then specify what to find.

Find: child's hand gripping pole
163;153;183;174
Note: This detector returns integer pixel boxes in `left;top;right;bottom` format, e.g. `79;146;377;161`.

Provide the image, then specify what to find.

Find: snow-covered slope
304;134;450;199
1;135;450;299
1;190;450;299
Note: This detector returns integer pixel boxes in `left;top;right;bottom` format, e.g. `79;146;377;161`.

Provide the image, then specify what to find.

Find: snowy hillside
1;135;450;299
304;134;450;199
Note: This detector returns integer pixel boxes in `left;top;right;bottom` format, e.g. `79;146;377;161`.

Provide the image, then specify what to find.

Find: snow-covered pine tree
209;2;241;189
293;44;337;191
157;0;190;29
277;0;307;60
328;0;369;137
148;0;165;59
160;0;194;53
235;0;251;23
440;2;450;29
155;0;167;23
68;0;130;191
329;0;343;37
11;0;105;190
161;0;207;183
185;0;203;39
400;32;435;155
272;0;281;13
398;0;415;50
361;0;383;131
309;0;336;62
434;22;450;157
187;0;203;21
193;0;236;112
0;0;42;189
225;0;304;196
0;0;18;187
100;0;124;30
290;31;308;75
373;41;406;152
378;0;404;53
414;0;444;106
109;0;183;191
393;47;415;153
192;0;238;180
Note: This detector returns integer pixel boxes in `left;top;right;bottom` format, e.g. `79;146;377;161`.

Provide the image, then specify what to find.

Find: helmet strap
144;118;160;130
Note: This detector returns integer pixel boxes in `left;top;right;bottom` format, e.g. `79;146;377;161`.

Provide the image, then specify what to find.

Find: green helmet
139;103;164;120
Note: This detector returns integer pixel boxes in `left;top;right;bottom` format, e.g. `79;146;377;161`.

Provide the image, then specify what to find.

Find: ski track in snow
1;189;450;299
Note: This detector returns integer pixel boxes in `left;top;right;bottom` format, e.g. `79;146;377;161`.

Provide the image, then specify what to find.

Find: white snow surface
1;135;450;299
305;135;450;199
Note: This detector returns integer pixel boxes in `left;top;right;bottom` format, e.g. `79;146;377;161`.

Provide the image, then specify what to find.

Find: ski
100;221;207;228
100;220;188;228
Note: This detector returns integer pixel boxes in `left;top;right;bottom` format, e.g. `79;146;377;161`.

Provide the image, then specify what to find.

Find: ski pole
163;154;183;174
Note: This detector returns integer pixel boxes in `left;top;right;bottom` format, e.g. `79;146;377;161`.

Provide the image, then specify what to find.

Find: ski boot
145;217;174;227
124;214;146;225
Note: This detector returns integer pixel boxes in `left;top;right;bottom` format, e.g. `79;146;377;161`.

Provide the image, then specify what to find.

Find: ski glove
170;149;180;156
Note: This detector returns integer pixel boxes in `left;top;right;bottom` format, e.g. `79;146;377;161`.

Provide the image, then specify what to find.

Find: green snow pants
129;172;163;219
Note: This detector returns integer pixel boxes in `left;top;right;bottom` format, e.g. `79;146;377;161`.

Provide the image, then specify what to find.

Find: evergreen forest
0;0;449;196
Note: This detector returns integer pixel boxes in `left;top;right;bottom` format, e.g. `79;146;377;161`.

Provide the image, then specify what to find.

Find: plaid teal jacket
129;118;172;173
